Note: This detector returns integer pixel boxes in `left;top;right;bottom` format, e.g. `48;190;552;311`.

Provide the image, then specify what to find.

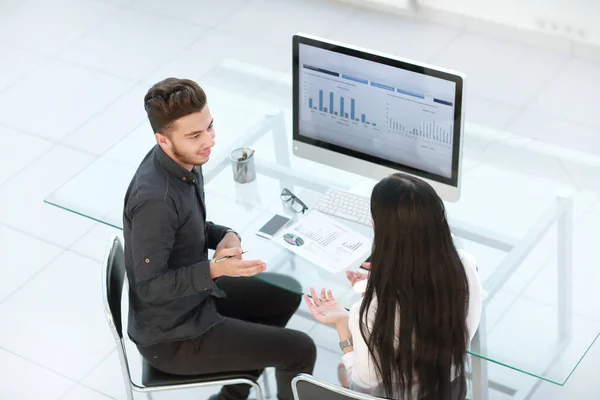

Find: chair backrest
292;374;465;400
102;236;127;339
292;374;385;400
102;236;136;393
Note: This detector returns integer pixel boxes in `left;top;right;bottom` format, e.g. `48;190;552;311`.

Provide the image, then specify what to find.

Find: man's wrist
224;229;241;243
209;260;221;279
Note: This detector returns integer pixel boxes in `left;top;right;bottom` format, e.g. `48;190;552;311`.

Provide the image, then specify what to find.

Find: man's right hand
209;247;266;279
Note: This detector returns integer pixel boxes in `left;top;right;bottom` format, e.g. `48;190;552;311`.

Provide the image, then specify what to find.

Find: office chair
292;373;466;400
102;236;265;400
291;373;385;400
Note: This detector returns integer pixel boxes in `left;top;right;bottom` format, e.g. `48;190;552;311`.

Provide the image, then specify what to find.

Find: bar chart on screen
388;118;453;149
300;63;386;131
306;88;377;126
384;90;454;150
296;44;459;180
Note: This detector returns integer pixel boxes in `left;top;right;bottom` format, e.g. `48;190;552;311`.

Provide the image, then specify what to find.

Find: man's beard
172;142;204;166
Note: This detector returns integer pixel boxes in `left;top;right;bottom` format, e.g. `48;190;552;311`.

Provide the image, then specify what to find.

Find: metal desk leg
557;193;573;342
270;111;291;168
471;307;489;400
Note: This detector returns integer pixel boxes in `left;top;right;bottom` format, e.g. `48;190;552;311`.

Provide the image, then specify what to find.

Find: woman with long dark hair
304;173;482;399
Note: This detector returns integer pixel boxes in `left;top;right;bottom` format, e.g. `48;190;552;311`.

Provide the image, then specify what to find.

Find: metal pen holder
230;147;256;184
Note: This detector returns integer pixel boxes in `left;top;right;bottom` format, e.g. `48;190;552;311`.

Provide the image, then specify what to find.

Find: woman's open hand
303;288;348;325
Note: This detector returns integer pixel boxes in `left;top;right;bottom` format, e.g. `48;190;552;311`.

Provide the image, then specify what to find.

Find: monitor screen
293;34;464;190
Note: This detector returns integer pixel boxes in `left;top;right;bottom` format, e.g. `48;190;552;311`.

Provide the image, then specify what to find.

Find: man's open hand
215;232;242;259
209;247;266;278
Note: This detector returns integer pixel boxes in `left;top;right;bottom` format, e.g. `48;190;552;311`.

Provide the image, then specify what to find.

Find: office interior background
0;0;599;399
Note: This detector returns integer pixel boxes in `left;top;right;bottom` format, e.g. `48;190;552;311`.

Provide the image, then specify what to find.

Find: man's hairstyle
144;78;207;134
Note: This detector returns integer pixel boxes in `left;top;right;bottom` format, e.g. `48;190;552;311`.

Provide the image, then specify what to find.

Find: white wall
353;0;413;7
332;0;600;45
418;0;598;43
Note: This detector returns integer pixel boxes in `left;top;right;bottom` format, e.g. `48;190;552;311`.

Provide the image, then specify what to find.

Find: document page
271;211;372;273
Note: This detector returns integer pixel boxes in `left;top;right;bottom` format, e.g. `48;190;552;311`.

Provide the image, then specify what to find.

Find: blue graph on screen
307;89;376;126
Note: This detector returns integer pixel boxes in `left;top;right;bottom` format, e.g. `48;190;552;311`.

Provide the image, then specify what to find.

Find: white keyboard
315;188;372;226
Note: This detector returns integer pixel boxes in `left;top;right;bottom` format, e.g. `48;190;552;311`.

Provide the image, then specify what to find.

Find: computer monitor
292;33;466;202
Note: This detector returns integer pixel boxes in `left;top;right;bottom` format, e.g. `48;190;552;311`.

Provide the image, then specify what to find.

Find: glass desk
45;62;600;400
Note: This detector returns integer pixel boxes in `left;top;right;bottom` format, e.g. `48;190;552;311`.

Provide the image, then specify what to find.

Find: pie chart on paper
282;233;305;247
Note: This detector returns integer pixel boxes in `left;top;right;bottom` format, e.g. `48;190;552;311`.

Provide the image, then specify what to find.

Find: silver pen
213;250;248;263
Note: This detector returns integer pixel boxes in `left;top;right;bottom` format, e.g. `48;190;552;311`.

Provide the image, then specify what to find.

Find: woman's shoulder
456;249;483;340
456;249;481;290
457;249;477;270
348;294;378;322
457;249;481;280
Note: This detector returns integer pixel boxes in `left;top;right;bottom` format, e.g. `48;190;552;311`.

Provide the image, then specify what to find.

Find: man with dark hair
123;77;317;400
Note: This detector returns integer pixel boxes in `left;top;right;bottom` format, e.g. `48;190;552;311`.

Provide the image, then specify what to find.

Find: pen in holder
230;147;256;184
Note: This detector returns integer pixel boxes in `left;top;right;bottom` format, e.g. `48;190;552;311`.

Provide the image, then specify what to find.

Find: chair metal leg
250;380;264;400
124;381;135;400
262;368;272;399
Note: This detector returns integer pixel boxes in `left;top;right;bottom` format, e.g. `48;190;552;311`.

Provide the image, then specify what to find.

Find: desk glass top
44;61;600;387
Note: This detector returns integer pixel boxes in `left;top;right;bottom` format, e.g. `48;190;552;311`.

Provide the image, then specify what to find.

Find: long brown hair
360;173;469;399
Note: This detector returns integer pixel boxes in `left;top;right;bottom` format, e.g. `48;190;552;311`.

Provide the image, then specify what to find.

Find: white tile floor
1;0;599;399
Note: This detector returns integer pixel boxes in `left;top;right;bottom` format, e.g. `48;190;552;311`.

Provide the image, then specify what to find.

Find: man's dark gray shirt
123;145;230;347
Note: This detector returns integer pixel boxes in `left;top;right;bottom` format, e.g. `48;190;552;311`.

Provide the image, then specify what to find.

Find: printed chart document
271;211;372;273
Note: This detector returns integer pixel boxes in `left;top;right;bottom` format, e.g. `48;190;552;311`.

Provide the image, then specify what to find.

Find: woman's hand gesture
303;288;348;325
